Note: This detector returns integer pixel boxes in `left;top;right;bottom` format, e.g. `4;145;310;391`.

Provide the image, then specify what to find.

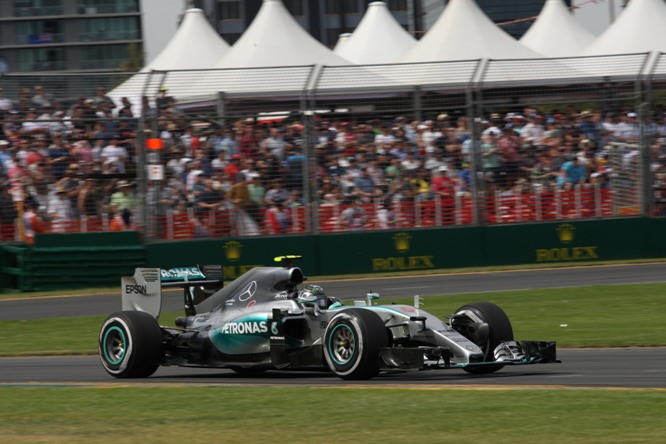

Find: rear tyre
324;309;388;380
453;302;514;375
99;311;164;378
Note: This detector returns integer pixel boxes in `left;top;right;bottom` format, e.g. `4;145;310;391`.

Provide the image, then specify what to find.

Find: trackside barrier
0;231;145;292
5;218;666;293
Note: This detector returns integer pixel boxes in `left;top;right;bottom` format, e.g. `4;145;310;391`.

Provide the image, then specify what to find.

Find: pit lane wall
2;218;665;292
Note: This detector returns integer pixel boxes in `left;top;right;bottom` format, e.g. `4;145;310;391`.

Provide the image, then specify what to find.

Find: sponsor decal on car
160;266;206;282
220;320;268;335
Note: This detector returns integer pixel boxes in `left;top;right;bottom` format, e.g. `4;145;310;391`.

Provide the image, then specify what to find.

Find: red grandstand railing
0;185;623;242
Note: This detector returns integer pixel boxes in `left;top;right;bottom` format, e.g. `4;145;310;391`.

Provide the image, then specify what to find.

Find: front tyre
99;311;164;378
324;309;388;380
453;302;514;375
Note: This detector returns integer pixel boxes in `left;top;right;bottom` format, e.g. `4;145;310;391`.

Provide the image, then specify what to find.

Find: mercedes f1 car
99;256;558;380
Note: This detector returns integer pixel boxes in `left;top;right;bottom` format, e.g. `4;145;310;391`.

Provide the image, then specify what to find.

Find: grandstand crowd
0;83;662;242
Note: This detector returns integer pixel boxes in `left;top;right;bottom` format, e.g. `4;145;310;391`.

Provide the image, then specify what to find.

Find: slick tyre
454;302;514;375
99;311;164;378
324;309;388;380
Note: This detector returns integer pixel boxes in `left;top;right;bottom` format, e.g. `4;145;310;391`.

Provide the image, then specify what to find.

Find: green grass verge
0;386;664;443
1;283;665;356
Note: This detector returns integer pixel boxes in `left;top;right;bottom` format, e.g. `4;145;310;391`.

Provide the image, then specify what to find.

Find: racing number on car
238;281;257;302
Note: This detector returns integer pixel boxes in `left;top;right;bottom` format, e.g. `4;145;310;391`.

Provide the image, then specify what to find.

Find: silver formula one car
99;256;558;380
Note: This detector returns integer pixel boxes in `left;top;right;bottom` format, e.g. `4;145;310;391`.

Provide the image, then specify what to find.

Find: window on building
220;1;241;20
81;45;130;70
388;0;407;12
16;47;66;72
15;20;64;44
14;0;63;17
80;17;141;41
326;0;359;14
78;0;139;14
284;0;304;17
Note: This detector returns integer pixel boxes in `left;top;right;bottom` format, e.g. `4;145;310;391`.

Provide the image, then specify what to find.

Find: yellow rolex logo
224;241;243;262
557;223;575;244
392;232;412;253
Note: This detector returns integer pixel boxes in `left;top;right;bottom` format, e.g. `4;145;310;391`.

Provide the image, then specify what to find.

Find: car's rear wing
121;266;223;318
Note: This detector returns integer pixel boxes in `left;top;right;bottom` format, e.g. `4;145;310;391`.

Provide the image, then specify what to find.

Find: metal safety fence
2;52;666;243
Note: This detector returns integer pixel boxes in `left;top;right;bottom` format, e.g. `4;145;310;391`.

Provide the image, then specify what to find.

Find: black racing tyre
454;302;514;375
99;311;164;378
323;309;389;380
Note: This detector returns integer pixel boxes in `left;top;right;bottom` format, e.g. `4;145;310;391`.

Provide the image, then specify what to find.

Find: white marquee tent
109;8;229;105
335;1;417;64
215;0;349;68
581;0;666;56
520;0;595;57
402;0;542;63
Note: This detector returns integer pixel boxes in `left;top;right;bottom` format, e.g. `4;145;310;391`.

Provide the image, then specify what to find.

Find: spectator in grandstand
285;146;305;190
76;177;101;218
209;126;237;159
264;178;290;207
498;126;523;186
229;173;260;236
70;140;94;165
47;134;71;179
21;108;50;136
47;185;74;233
558;156;587;190
616;112;640;143
155;86;173;112
195;177;227;214
521;113;545;146
339;197;367;230
224;154;242;181
0;88;13;113
91;86;115;109
109;180;136;217
100;138;128;174
480;129;502;190
31;85;57;109
401;152;421;173
265;201;291;234
238;123;259;160
315;120;336;146
261;127;287;163
409;168;433;202
432;165;455;199
109;208;134;231
21;198;46;243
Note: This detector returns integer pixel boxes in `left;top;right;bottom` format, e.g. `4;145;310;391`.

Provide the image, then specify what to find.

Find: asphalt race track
0;348;664;388
3;262;666;320
1;263;665;389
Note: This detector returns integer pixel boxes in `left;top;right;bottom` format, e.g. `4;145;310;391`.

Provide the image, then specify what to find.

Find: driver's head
297;284;327;309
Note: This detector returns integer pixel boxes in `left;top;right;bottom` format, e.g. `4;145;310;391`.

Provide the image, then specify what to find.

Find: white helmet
297;284;328;309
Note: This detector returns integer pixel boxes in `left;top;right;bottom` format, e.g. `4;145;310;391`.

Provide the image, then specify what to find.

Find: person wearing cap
47;185;74;233
518;114;543;146
615;112;639;143
109;180;136;216
156;86;173;111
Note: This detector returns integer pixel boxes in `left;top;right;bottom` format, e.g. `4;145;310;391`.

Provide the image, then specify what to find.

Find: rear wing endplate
121;266;222;318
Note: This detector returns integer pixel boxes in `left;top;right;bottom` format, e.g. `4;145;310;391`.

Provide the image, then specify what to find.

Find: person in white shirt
100;139;128;173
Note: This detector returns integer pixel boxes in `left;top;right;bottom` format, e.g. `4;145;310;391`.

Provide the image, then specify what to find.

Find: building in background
0;0;143;74
194;0;579;47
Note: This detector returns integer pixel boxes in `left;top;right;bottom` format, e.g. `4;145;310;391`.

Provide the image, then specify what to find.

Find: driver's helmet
297;284;328;309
